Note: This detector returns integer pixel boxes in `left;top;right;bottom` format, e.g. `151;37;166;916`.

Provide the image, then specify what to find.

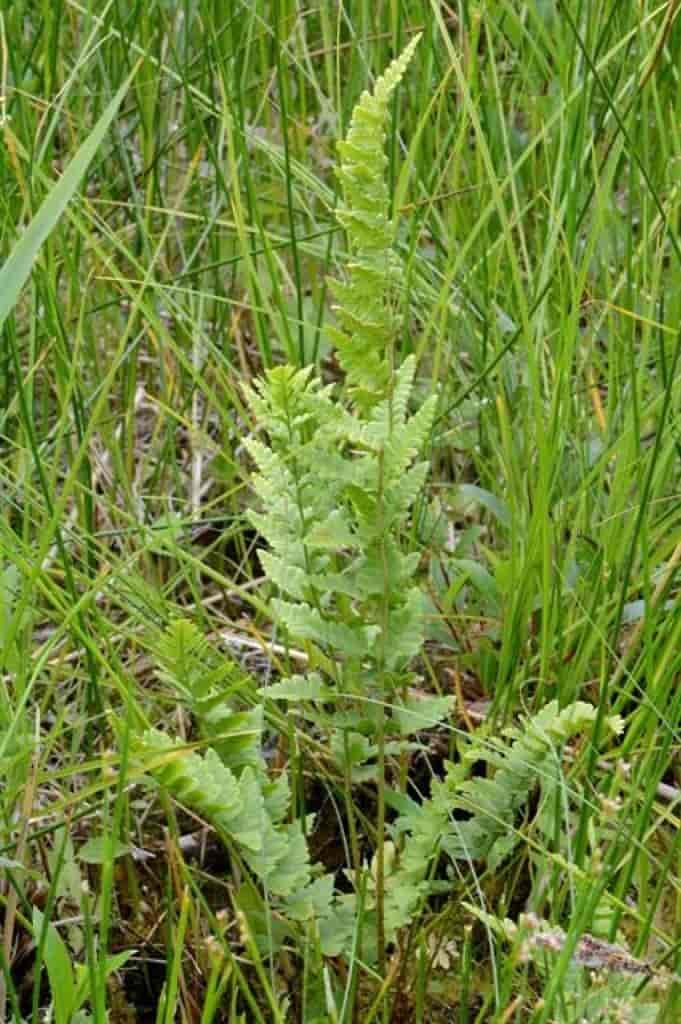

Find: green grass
1;2;680;1022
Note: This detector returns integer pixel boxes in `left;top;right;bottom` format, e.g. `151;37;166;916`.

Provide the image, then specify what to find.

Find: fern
131;620;334;922
382;701;622;935
133;706;337;932
130;728;312;900
241;39;441;962
131;45;627;970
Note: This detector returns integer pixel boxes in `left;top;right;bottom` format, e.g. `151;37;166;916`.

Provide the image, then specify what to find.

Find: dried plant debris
466;905;667;980
520;914;654;977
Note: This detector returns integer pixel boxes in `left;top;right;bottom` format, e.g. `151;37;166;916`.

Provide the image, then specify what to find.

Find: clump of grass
1;2;681;1022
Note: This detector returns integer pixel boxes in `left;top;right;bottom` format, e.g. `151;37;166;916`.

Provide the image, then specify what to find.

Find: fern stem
375;446;389;990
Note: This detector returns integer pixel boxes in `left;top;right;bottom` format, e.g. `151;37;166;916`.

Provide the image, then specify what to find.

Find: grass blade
0;64;137;332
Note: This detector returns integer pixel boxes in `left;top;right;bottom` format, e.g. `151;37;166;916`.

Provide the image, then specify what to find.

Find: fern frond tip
373;33;422;104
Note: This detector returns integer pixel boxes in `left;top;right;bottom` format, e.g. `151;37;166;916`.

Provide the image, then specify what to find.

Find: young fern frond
383;701;622;934
153;618;263;771
133;622;322;903
328;34;421;408
130;728;313;900
447;700;622;862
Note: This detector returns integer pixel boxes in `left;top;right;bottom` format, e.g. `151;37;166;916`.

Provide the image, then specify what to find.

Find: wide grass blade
0;65;137;332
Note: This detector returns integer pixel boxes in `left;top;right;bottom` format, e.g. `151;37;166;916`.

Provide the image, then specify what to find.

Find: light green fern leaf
391;354;417;426
273;599;377;659
260;672;336;702
385;460;431;523
154;618;232;699
201;704;263;773
263;773;291;823
285;874;335;923
330;36;421;405
132;729;315;900
265;824;311;896
132;729;243;827
258;551;309;600
383;588;427;669
383;395;438;480
362;356;417;447
385;701;619;935
224;766;266;852
152;620;263;774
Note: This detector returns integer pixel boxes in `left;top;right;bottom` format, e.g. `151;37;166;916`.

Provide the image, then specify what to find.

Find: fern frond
385;701;619;934
152;620;263;772
449;700;607;861
330;35;421;406
154;618;230;700
132;729;315;901
336;35;420;251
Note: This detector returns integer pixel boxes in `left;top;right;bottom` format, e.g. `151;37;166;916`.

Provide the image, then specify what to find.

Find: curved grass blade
0;65;137;333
